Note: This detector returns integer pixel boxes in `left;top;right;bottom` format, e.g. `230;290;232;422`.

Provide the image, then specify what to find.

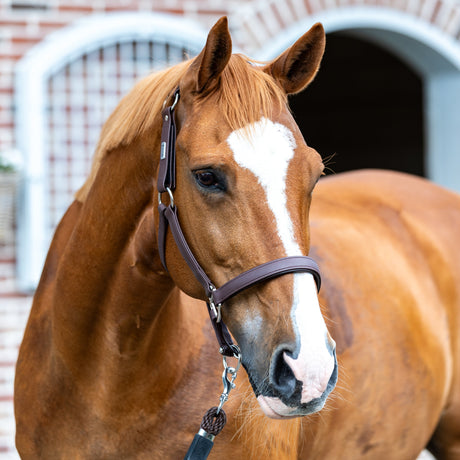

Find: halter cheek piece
157;88;322;357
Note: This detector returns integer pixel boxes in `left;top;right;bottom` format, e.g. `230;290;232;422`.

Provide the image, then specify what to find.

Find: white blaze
227;118;334;407
227;118;298;255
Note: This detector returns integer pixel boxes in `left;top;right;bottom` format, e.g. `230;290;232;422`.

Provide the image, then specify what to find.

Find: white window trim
15;12;208;291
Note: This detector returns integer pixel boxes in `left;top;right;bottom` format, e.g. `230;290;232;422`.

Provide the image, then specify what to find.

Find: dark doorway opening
289;33;425;176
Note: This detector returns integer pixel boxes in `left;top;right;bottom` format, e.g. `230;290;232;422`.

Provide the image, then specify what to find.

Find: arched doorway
289;33;424;176
254;8;460;194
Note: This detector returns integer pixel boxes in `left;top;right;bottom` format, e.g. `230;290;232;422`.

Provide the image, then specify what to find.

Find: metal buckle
208;285;222;323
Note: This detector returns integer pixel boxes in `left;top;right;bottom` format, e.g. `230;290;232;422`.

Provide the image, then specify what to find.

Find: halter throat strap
157;88;322;356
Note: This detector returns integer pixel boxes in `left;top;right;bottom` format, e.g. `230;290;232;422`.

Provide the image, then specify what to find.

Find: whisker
321;152;337;175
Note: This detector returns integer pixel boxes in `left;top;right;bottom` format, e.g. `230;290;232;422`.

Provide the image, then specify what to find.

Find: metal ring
162;89;180;110
158;187;175;208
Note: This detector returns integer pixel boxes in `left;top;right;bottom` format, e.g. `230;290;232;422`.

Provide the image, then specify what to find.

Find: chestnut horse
15;17;460;459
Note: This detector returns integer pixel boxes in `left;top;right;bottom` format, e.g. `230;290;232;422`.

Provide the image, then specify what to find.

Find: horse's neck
51;138;186;380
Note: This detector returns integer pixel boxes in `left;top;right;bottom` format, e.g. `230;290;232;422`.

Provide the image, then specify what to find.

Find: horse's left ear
183;16;232;95
263;23;325;95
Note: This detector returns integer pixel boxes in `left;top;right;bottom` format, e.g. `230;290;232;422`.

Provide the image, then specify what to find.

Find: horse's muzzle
252;349;338;419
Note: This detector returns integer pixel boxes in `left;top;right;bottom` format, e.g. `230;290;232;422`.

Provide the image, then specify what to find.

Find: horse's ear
263;23;325;95
185;16;232;94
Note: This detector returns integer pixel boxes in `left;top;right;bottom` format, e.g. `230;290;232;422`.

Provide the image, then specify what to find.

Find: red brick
0;19;28;27
0;52;23;61
431;0;444;22
196;8;228;16
155;7;187;16
11;35;43;45
38;19;71;29
104;1;142;12
58;4;95;13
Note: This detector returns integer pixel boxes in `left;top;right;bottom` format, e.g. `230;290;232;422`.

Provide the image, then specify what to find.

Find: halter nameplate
157;88;322;356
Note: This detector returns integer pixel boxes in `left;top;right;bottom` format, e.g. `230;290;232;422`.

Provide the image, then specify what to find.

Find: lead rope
184;349;241;460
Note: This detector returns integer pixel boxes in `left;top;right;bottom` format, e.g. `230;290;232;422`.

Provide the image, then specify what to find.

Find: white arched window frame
15;13;208;291
254;7;460;195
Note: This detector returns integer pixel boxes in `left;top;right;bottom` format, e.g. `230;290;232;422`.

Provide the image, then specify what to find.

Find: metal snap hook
217;350;242;414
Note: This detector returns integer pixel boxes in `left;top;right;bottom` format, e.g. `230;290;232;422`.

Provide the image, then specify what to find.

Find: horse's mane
76;54;286;202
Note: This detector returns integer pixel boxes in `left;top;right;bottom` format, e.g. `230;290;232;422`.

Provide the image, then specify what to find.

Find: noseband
157;88;322;357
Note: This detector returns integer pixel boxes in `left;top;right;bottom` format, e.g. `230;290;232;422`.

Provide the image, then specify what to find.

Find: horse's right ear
183;16;232;95
263;23;325;95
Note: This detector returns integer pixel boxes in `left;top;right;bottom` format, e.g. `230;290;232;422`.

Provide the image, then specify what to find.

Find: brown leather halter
157;88;322;357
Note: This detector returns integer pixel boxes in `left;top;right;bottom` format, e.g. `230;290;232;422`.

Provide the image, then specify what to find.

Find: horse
14;16;460;459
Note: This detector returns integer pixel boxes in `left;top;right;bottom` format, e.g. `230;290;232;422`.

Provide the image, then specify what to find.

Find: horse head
156;17;337;419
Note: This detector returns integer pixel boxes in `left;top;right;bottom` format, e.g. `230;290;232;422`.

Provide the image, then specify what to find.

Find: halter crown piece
157;87;322;357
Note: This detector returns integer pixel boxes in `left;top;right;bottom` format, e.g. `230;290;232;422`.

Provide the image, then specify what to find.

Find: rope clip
217;349;241;414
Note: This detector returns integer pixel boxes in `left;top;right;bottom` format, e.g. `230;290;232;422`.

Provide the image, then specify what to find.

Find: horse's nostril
271;348;297;398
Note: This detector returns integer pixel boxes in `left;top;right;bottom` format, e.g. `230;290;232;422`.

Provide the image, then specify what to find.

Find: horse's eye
194;169;226;191
196;171;217;187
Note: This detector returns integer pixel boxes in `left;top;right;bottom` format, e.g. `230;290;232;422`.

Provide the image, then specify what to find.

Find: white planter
0;172;20;246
